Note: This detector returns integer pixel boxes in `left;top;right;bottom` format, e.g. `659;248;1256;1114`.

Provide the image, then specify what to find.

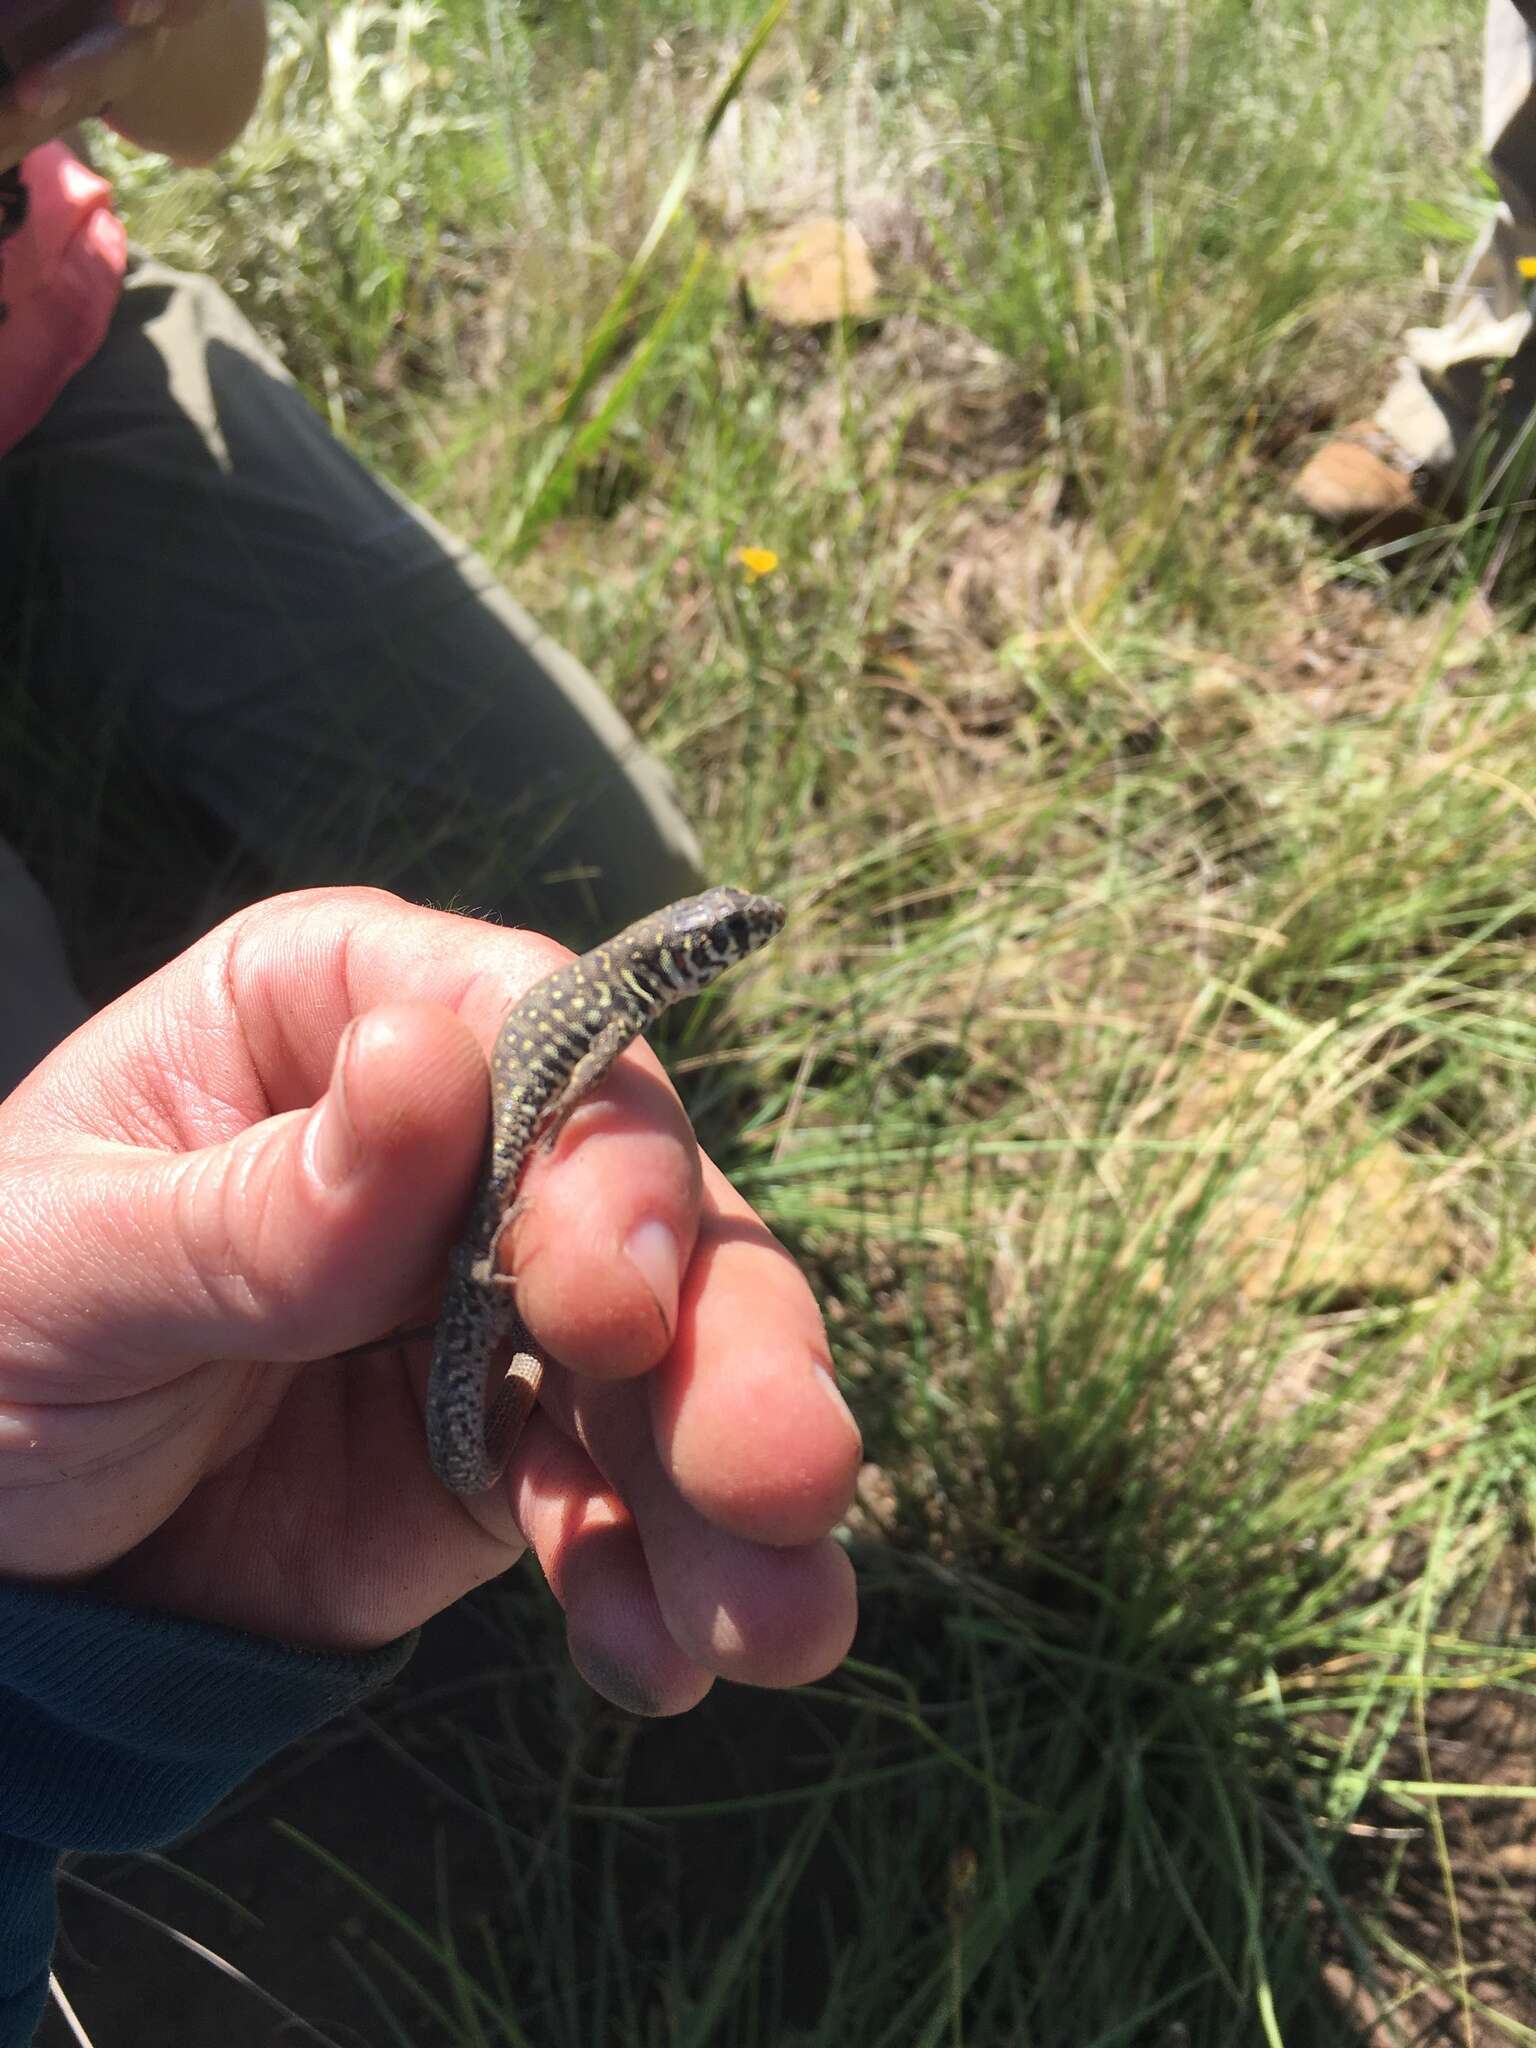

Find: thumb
0;1004;489;1400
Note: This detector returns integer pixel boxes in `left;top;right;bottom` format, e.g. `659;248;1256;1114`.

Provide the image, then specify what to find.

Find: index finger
17;886;578;1149
7;16;149;116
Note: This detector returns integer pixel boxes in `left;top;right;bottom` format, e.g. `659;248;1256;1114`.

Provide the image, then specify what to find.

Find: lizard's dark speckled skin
426;886;786;1495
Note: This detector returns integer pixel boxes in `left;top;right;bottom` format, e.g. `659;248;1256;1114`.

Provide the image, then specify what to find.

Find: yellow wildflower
735;546;780;582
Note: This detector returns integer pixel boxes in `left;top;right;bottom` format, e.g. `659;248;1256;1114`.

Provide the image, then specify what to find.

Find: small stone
1292;424;1418;526
739;218;879;327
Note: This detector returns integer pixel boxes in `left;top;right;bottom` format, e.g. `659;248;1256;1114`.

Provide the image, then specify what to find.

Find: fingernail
624;1219;680;1339
308;1021;362;1189
815;1362;862;1449
575;1643;665;1718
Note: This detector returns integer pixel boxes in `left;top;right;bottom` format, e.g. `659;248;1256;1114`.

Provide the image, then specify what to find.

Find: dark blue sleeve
0;1580;415;2045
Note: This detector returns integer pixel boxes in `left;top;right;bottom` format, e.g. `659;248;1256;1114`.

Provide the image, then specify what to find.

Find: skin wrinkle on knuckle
166;904;286;1123
0;1307;83;1403
263;891;394;1039
164;1136;278;1333
0;1384;200;1485
212;904;251;1033
223;902;298;1076
0;1352;256;1541
309;889;456;1036
328;906;376;1037
123;988;247;1147
227;888;375;1043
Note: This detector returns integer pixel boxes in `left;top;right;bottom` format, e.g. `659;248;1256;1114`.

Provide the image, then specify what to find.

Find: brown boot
1291;420;1429;542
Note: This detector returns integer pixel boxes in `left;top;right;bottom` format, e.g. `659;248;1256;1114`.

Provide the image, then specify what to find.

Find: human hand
0;888;860;1714
1;0;163;164
0;0;255;169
